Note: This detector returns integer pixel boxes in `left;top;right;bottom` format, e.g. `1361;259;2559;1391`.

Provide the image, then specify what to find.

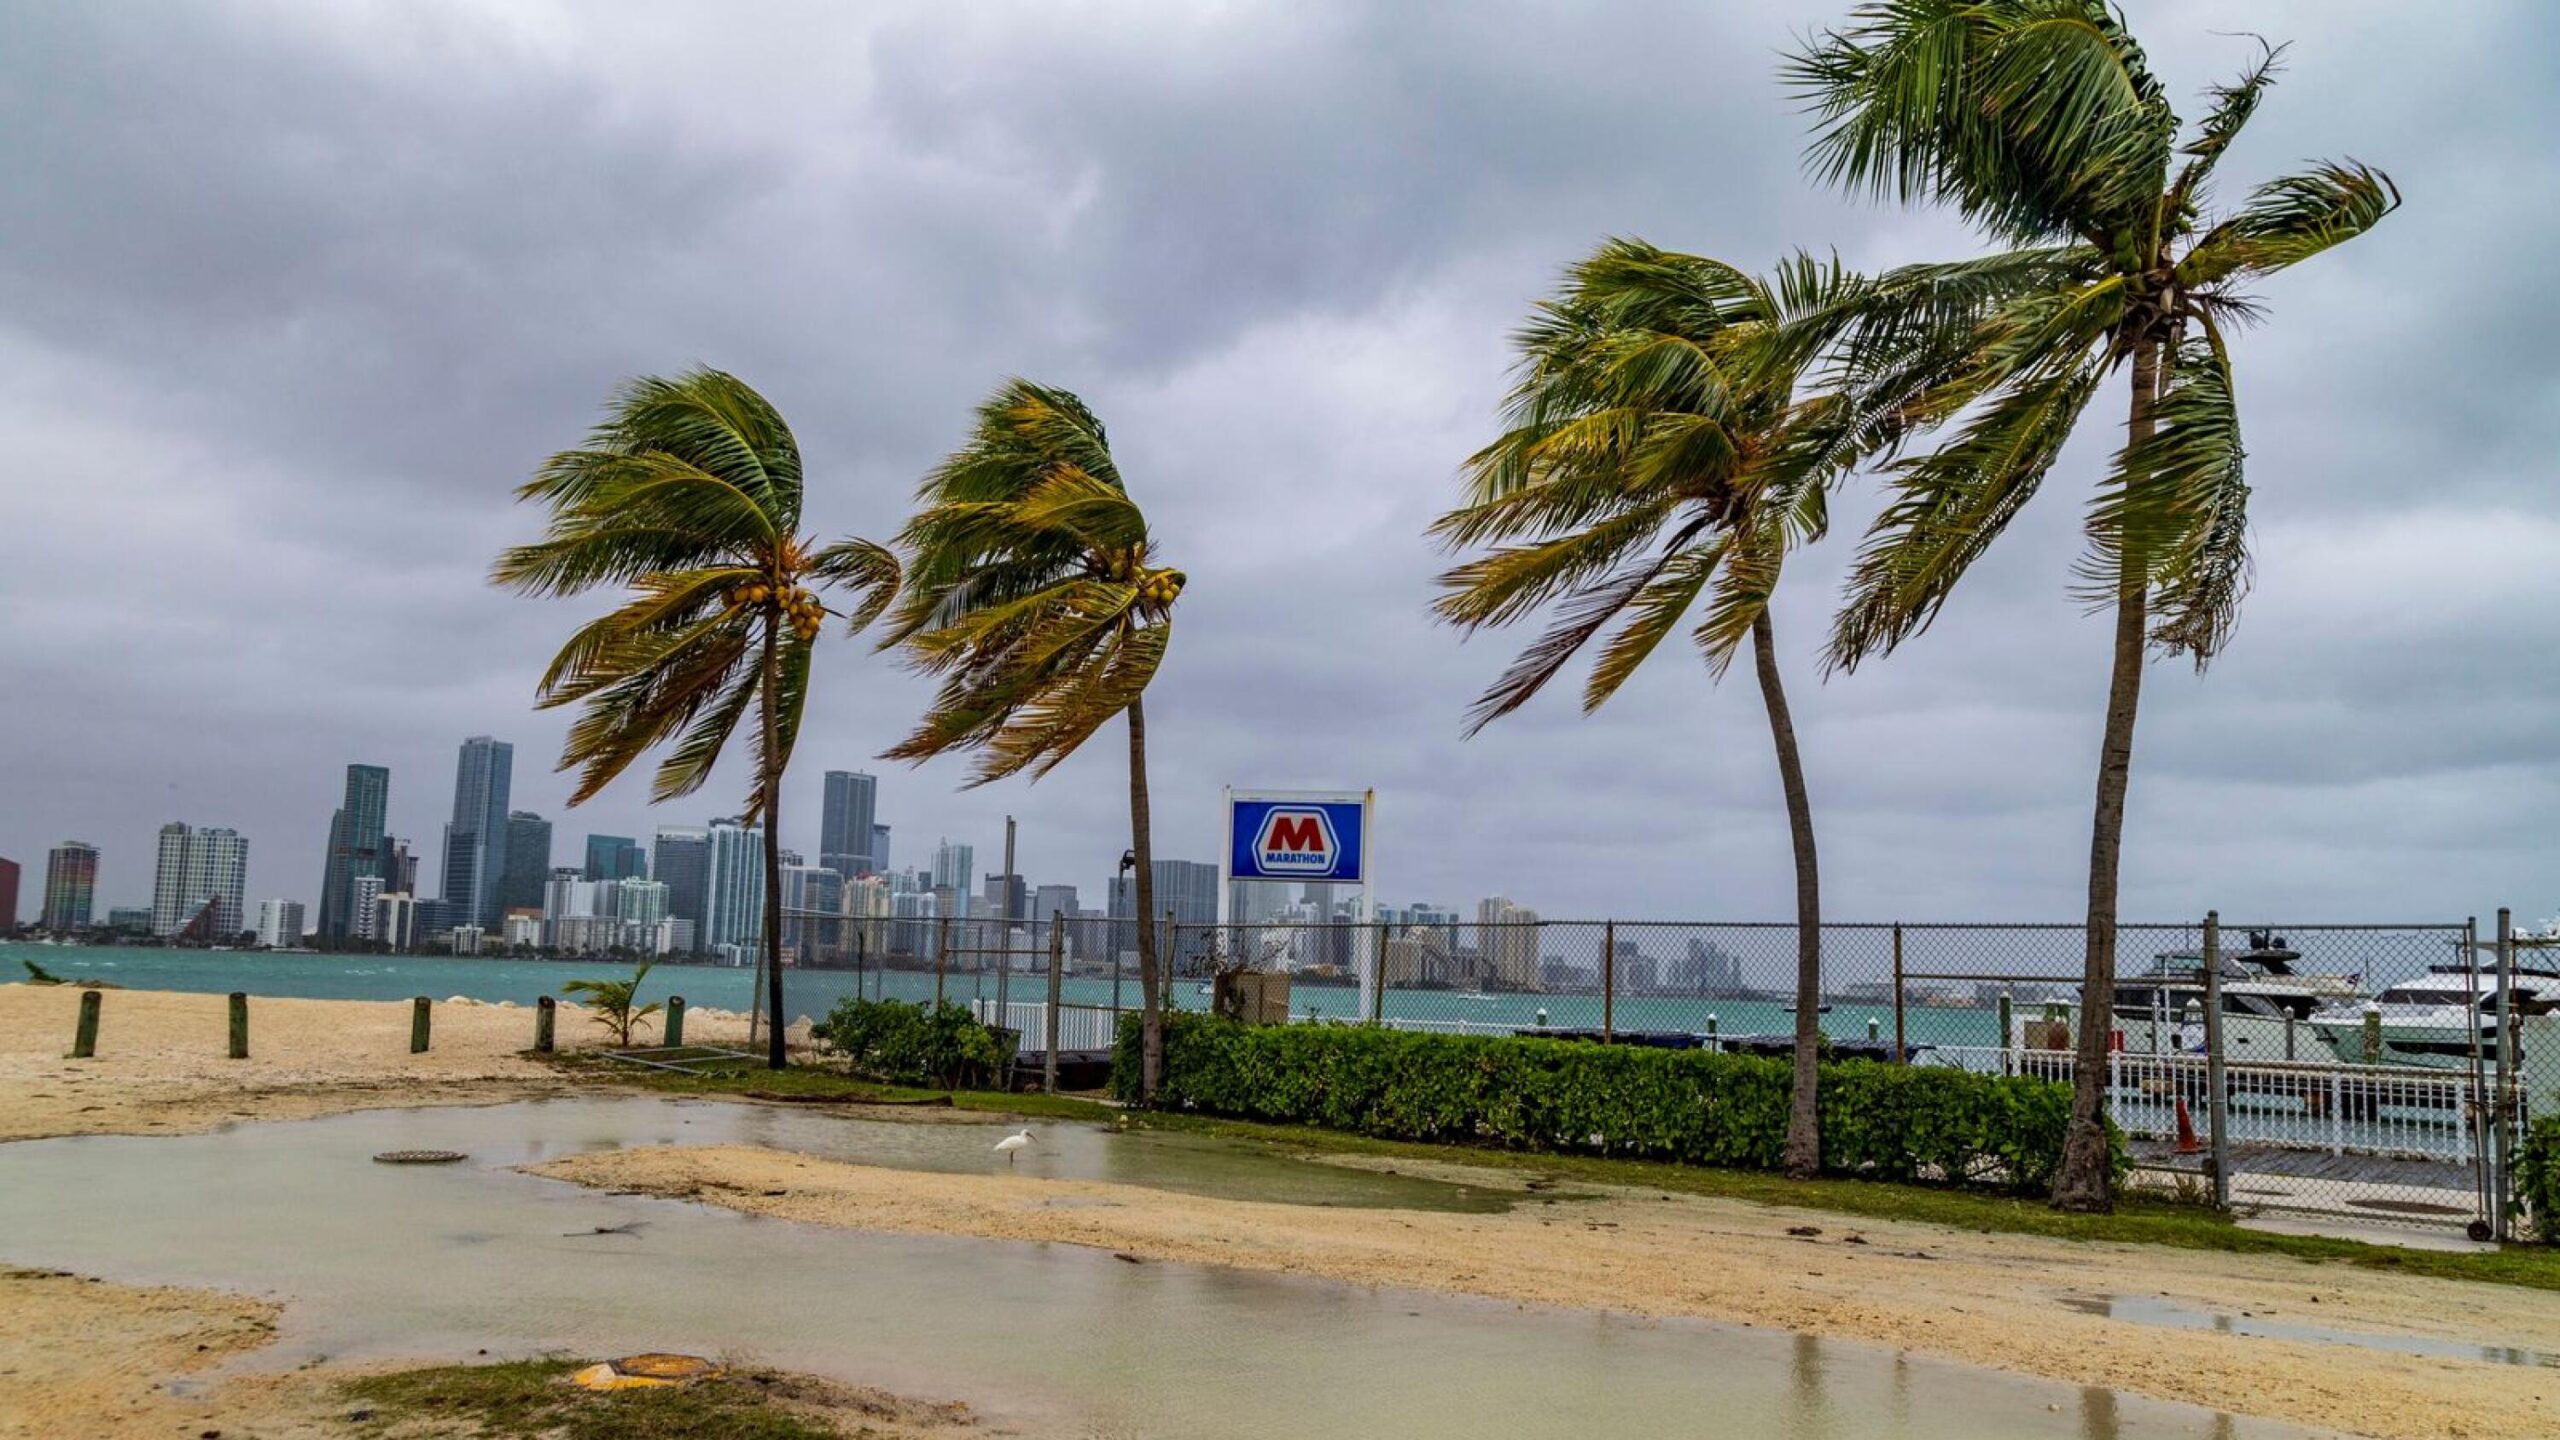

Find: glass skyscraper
317;763;389;940
498;810;552;915
819;771;877;878
583;833;647;882
439;736;513;930
702;817;766;957
41;841;98;931
651;826;710;945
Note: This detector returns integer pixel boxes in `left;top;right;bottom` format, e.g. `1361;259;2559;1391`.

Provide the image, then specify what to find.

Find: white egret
994;1128;1034;1164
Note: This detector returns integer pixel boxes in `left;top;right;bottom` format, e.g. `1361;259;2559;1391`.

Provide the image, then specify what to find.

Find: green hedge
1114;1014;2113;1192
815;998;1014;1089
2518;1115;2560;1243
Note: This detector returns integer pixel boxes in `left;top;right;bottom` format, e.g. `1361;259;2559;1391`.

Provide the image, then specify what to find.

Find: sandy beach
0;980;759;1142
7;983;2560;1439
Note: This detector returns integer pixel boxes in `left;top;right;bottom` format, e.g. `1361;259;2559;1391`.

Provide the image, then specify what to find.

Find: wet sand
538;1142;2560;1440
0;981;760;1141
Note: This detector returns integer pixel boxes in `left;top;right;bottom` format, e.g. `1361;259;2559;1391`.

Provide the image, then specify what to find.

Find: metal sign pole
1361;788;1378;1024
2202;912;2229;1211
2497;907;2517;1242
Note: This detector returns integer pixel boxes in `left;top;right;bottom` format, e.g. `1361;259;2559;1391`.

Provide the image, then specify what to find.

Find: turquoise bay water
3;941;1999;1046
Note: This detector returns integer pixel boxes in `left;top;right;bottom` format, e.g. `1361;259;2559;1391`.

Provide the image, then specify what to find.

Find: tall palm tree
493;369;901;1070
883;379;1184;1099
1433;241;1881;1178
1788;5;2396;1207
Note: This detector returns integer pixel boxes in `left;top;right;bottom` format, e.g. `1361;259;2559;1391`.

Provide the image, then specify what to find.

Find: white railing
1925;1043;2487;1162
970;1000;1119;1052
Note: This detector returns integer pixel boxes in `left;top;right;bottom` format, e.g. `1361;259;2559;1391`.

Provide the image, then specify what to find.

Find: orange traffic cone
2173;1096;2203;1155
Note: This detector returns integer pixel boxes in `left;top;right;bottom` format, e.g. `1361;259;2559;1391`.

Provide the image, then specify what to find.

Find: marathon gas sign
1227;795;1367;883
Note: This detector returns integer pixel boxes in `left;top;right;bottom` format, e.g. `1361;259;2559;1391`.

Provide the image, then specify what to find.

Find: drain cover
2343;1197;2467;1216
372;1149;468;1165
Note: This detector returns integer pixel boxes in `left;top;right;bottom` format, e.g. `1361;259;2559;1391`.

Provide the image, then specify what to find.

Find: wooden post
665;995;686;1047
228;992;248;1060
410;996;431;1054
1045;910;1065;1094
72;988;101;1058
1891;923;1906;1063
1601;920;1615;1042
535;995;556;1053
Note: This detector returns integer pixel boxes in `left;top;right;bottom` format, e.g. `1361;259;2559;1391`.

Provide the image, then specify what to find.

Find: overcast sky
2;0;2553;929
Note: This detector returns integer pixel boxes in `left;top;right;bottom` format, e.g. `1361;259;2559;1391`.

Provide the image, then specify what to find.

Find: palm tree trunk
759;617;788;1071
1128;693;1162;1101
2051;338;2162;1211
1752;609;1825;1180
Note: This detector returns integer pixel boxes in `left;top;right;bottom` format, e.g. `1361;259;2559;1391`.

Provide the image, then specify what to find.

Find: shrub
2517;1114;2560;1243
816;998;1014;1089
1113;1014;2113;1193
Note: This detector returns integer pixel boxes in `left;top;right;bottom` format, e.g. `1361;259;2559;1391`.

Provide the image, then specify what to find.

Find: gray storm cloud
1;0;2552;926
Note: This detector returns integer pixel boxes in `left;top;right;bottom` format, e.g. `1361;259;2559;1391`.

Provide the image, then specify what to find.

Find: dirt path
0;982;759;1141
538;1143;2560;1440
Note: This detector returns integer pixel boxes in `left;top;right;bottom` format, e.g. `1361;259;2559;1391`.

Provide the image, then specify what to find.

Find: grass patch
341;1358;865;1439
543;1049;1116;1123
540;1049;2560;1293
1121;1109;2560;1292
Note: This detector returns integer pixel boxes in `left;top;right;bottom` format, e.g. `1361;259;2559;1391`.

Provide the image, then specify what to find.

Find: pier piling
410;996;431;1054
72;989;100;1058
228;992;248;1060
666;995;686;1047
535;995;556;1053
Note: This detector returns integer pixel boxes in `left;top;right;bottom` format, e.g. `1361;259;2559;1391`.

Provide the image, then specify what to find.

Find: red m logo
1264;814;1327;853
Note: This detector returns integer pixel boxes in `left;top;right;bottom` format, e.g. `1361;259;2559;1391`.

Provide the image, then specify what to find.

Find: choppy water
2;942;1993;1045
0;1098;2307;1439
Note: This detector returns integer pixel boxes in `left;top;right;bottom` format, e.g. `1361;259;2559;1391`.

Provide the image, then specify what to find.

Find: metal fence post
1602;920;1615;1042
1368;921;1386;1024
2497;907;2517;1242
1891;924;1906;1062
1997;989;2014;1077
2202;912;2230;1211
1045;911;1064;1094
1162;910;1177;1011
935;915;950;1007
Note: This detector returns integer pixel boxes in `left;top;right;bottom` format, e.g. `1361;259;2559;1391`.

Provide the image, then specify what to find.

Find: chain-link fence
778;902;2548;1236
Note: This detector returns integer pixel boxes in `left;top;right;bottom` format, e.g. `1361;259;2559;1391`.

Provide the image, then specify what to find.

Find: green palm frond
497;368;894;821
888;380;1174;785
1829;355;2106;671
2077;332;2252;665
1582;540;1726;710
1789;1;2175;247
2179;161;2400;287
2165;39;2286;220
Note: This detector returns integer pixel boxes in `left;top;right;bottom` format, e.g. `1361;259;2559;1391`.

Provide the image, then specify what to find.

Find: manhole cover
372;1149;468;1165
2343;1197;2468;1216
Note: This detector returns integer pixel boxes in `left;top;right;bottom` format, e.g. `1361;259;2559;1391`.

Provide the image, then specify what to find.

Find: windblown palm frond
887;379;1179;787
1432;240;1874;733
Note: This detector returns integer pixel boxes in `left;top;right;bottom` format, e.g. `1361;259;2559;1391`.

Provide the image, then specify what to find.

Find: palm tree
1433;241;1883;1178
1788;5;2396;1207
883;379;1184;1099
493;369;901;1070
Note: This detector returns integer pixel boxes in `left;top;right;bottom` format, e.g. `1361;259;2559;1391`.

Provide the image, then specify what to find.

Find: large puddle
0;1099;2315;1439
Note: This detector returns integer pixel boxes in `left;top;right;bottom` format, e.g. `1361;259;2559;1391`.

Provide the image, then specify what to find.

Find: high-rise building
930;839;974;897
349;875;385;942
255;899;306;950
0;856;18;936
1476;896;1541;990
41;841;98;931
651;826;711;943
106;906;152;933
374;891;420;951
779;864;842;956
1031;883;1079;923
439;736;514;929
982;872;1027;924
317;763;389;940
151;824;249;939
499;810;552;915
870;824;891;875
702;818;766;957
819;771;878;878
383;837;418;895
583;834;646;882
1109;859;1219;965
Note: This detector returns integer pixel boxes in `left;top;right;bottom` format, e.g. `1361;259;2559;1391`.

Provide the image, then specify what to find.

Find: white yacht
2100;934;2362;1061
2307;963;2560;1070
